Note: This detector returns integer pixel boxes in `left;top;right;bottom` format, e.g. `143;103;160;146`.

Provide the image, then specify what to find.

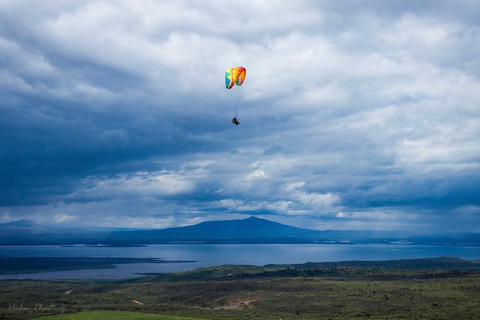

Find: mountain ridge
1;217;480;245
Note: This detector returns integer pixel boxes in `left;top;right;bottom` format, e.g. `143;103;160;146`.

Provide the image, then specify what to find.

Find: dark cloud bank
1;0;479;231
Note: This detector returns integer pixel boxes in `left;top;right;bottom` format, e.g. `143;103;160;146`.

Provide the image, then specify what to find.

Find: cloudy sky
1;0;479;232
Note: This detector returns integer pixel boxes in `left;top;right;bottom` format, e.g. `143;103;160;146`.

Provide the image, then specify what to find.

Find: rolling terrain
1;257;480;320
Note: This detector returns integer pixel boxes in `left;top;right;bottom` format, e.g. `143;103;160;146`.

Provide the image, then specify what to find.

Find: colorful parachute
225;67;246;89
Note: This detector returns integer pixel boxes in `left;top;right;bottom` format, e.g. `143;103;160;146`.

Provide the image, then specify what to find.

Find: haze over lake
1;244;479;280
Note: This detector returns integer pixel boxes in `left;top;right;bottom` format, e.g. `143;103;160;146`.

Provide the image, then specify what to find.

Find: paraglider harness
232;117;240;125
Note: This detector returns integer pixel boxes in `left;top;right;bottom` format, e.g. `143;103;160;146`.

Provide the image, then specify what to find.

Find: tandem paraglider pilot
232;117;240;126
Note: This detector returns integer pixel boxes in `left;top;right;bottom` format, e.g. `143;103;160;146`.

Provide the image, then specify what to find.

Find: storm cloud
1;0;479;231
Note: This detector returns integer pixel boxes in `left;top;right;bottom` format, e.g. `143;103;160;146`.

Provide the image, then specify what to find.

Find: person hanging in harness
226;67;246;126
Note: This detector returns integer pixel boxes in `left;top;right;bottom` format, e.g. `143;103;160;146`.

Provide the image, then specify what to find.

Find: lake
1;244;479;280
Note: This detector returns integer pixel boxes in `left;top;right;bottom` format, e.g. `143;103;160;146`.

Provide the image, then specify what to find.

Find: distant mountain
1;219;41;228
1;217;479;245
0;219;58;231
0;219;57;236
0;219;106;245
109;216;320;243
108;216;480;245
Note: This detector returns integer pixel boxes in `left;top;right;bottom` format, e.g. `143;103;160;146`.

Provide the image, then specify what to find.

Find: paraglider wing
225;67;246;89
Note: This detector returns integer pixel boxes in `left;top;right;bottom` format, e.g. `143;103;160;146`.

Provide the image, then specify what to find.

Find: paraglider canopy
225;67;246;89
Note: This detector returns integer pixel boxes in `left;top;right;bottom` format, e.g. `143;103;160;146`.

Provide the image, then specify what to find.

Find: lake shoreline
1;243;479;280
0;257;196;275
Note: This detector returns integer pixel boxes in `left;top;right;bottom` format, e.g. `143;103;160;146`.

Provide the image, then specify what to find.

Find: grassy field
1;258;480;320
32;310;207;320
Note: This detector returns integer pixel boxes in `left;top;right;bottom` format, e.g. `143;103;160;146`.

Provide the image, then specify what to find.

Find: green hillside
33;311;207;320
1;258;480;320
